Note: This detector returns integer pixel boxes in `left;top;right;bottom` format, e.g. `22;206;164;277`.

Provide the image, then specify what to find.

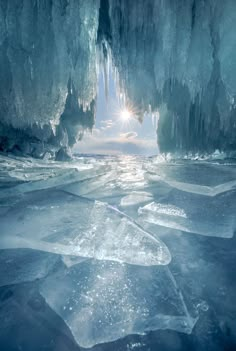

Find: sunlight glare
121;108;131;121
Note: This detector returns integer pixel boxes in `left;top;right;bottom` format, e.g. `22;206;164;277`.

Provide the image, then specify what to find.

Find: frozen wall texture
0;0;99;157
100;0;236;153
0;0;236;155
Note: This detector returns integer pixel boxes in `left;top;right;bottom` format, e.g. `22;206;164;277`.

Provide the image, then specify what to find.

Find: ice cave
0;1;236;350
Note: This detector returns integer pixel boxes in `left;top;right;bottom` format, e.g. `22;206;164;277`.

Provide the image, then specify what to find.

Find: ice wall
0;0;236;155
0;0;99;157
101;0;236;153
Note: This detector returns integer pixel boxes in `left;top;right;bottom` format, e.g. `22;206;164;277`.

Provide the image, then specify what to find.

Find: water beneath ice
0;153;236;350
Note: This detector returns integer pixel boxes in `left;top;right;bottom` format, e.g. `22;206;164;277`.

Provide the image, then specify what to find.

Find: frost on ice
40;260;197;348
138;193;235;238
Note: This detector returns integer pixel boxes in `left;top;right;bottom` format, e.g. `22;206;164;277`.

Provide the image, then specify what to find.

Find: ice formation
0;154;235;349
1;0;236;154
0;0;99;156
0;0;236;348
0;249;59;287
0;189;171;266
138;195;236;238
40;260;196;348
120;191;153;207
103;0;236;152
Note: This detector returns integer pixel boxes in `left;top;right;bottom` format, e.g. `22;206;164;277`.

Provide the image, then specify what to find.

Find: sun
120;108;131;121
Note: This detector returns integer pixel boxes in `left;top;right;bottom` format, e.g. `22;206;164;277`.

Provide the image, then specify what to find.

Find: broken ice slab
0;189;170;266
62;157;149;200
120;191;153;207
62;158;236;202
62;170;117;198
145;161;236;196
0;249;59;287
0;166;106;201
63;155;149;199
40;260;197;349
138;188;236;238
146;160;236;186
157;179;236;197
0;169;83;198
61;255;89;268
0;154;108;200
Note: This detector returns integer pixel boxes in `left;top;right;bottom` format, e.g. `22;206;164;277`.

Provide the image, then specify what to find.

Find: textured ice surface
104;0;236;152
0;154;99;196
1;1;236;154
0;249;59;287
0;190;170;266
120;191;153;207
144;160;236;196
0;0;99;153
40;260;197;348
0;154;235;349
138;190;236;238
62;155;149;200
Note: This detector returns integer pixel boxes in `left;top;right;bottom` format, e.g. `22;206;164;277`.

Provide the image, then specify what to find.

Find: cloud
100;119;113;128
74;133;157;156
101;119;113;124
120;131;138;139
91;128;101;136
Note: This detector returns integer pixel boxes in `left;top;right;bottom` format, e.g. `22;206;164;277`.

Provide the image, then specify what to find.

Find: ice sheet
145;161;236;187
40;260;197;348
144;161;236;196
0;155;105;199
120;191;153;207
0;249;59;287
0;154;235;350
138;189;236;238
0;190;170;266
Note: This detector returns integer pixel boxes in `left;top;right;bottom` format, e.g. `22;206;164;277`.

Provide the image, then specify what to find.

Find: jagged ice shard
0;188;171;266
40;260;197;348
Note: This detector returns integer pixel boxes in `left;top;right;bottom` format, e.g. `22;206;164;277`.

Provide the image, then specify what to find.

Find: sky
74;67;158;156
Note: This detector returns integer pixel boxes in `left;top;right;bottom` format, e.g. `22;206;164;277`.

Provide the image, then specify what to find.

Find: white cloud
91;128;101;136
100;119;113;126
120;131;138;139
73;133;157;156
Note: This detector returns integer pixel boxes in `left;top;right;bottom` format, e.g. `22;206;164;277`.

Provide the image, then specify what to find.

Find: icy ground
0;153;236;350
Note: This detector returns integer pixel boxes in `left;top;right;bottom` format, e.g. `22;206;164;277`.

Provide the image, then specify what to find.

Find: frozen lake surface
0;153;236;350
